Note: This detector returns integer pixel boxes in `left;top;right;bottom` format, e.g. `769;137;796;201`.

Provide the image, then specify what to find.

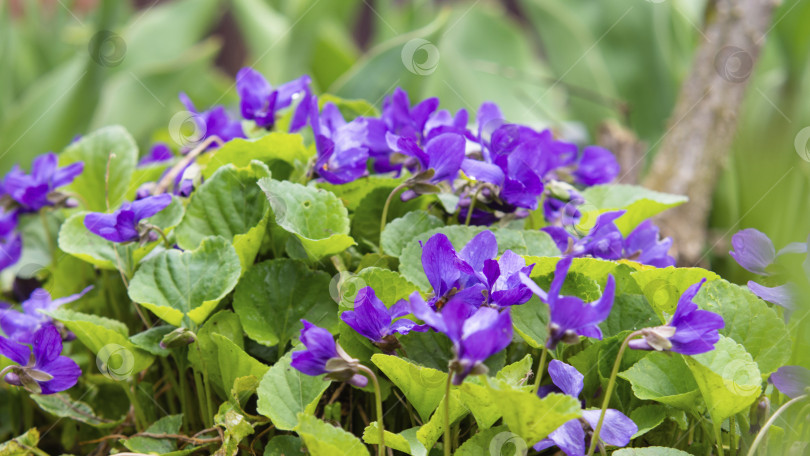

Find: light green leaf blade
631;267;720;318
317;176;404;212
233;259;337;348
128;236;241;326
618;352;701;411
123;414;184;454
257;351;331;430
380;211;443;257
629;405;669;438
59;125;138;211
371;353;448;423
187;310;244;395
580;184;688;234
294;413;369;456
455;425;528;456
350;267;418;309
258;178;355;260
211;334;269;395
200;132;311;180
416;389;469;449
490;385;582;446
175;161;271;269
31;393;123;429
460;355;534;429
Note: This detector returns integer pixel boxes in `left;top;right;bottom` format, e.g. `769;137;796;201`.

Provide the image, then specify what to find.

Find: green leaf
263;435;303;456
0;428;44;456
176;161;271;269
59;125;138;211
629;405;669;438
399;226;558;291
511;295;550;349
460;355;534;429
47;308;155;377
257;351;331;430
684;337;762;425
631;267;721;319
580;184;688;234
318;176;404;211
129;326;174;357
613;448;693;456
214;403;255;456
233;259;337;348
353;267;418;308
58;196;184;271
361;422;413;455
371;354;448;422
487;382;581;446
187;310;244;395
211;334;269;394
694;280;792;375
123;414;184;454
128;236;241;326
351;184;428;248
200;132;311;181
455;425;528;456
258;178;355;260
618;352;701;411
31;393;122;428
294;413;369;456
380;211;443;257
416;389;469;449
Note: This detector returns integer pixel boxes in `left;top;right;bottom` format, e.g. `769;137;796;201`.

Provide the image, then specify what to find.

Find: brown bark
642;0;778;266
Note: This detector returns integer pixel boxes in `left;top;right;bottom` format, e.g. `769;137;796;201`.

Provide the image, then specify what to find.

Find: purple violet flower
729;228;777;275
572;146;620;186
290;320;368;388
420;232;484;309
0;286;92;344
519;256;615;349
0;325;81;395
769;365;810;399
624;220;675;268
408;292;512;384
0;209;22;273
340;287;426;353
3;153;84;211
386;132;466;184
179;93;245;147
236;67;311;131
534;360;636;455
138;143;174;167
628;279;724;355
84;194;172;243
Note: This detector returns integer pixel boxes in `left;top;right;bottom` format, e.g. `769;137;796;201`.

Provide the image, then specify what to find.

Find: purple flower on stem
0;286;92;344
290;320;368;388
421;232;484;309
729;228;778;275
482;250;535;307
534;360;636;455
84;194;172;244
769;365;810;399
0;326;81;394
236;67;311;131
138;143;174;167
179;93;245;147
409;292;512;384
519;256;615;349
340;287;426;353
3;152;84;211
572;146;620;186
0;209;22;273
624;220;675;268
628;279;724;355
386;132;466;184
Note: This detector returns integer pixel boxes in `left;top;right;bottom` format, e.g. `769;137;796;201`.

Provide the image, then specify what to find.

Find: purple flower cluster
0;287;91;394
729;228;809;310
543;211;675;267
84;194;172;244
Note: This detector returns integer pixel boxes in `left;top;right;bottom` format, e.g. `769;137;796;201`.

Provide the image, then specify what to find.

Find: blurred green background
1;0;808;281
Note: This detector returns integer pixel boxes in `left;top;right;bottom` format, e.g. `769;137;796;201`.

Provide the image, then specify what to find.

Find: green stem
586;330;641;456
193;369;209;427
464;186;482;226
123;382;146;431
358;365;385;456
443;373;452;456
729;415;736;455
713;422;725;456
532;345;549;394
379;182;409;250
747;394;808;456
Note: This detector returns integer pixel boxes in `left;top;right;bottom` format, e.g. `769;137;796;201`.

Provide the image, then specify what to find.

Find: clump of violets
535;360;636;455
2;152;84;212
84;194;172;244
290;320;368;388
0;208;22;272
543;210;675;268
340;287;425;354
628;279;724;355
408;293;512;385
0;326;81;395
520;256;615;349
729;228;808;310
0;286;92;344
